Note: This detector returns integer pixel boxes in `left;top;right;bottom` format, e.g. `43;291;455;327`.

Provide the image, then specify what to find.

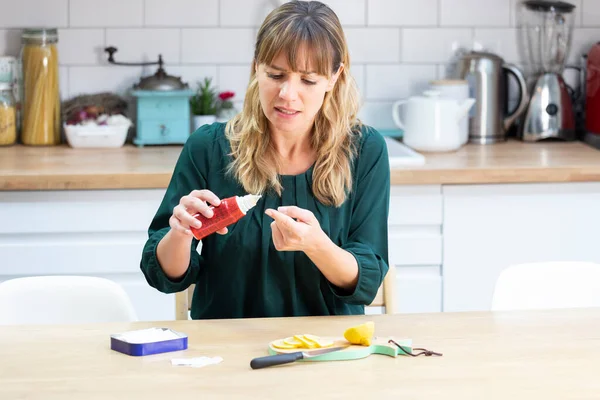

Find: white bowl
64;121;131;148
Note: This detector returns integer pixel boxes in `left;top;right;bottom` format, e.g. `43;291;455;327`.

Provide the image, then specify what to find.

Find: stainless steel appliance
518;0;577;142
453;51;528;144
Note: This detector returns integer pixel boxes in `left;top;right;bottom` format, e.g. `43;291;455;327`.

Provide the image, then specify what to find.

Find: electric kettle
392;90;475;152
452;51;528;144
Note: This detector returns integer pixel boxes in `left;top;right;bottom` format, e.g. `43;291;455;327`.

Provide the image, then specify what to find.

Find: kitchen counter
1;140;600;190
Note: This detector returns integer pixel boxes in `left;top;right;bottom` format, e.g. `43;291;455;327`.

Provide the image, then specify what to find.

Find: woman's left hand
265;206;327;253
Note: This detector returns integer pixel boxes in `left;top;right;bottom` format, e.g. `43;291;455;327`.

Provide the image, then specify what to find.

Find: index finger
190;189;221;206
276;206;316;224
265;208;296;232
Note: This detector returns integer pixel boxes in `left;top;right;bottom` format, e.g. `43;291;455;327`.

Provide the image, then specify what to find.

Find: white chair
0;276;138;325
491;261;600;311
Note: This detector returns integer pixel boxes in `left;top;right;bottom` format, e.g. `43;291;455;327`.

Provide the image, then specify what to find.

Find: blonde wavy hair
225;0;362;207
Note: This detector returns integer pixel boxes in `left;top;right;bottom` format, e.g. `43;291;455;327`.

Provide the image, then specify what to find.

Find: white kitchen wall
0;0;599;132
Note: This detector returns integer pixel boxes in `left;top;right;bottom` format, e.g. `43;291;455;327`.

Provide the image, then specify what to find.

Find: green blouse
140;122;390;319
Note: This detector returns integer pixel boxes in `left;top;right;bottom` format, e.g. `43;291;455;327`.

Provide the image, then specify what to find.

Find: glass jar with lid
19;28;60;146
0;82;16;146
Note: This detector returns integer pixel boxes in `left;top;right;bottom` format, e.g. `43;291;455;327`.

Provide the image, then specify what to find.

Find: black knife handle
250;352;303;369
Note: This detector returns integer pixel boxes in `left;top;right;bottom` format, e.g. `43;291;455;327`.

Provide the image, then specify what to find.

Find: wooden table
1;309;599;399
2;140;600;189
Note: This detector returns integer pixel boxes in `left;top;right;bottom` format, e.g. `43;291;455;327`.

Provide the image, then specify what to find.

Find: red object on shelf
586;42;600;135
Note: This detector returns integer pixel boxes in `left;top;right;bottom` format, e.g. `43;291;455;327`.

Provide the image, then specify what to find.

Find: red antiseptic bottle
190;194;261;240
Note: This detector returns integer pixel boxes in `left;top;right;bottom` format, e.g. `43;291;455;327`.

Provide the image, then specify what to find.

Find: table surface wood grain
0;308;599;399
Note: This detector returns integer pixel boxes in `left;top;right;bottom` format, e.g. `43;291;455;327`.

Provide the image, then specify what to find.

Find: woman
140;0;390;319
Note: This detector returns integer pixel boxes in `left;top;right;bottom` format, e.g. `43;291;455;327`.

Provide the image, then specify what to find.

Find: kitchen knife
250;346;348;369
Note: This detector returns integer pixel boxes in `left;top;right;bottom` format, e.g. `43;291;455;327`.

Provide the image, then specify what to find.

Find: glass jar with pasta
19;28;60;146
0;82;16;146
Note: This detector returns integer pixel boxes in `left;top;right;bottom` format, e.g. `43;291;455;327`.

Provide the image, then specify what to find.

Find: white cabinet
0;189;176;321
0;185;444;320
386;185;443;314
442;182;600;312
7;181;596;318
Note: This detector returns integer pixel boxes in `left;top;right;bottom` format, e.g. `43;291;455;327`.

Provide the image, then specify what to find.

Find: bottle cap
236;194;262;214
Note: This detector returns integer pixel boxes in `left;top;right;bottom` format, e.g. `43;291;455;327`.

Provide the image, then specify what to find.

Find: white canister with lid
392;90;475;152
429;79;470;144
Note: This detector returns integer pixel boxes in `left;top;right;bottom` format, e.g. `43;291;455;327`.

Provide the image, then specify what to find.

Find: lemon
343;321;375;346
303;334;334;348
272;339;298;349
283;336;303;346
273;334;334;350
293;334;319;348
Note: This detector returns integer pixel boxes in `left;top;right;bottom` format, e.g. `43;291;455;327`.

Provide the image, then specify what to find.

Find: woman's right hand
169;189;228;237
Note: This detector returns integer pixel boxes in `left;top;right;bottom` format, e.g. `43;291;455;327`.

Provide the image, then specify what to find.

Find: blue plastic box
110;327;188;357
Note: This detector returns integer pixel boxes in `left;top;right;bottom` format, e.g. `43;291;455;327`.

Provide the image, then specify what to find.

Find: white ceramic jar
429;79;470;145
392;90;475;152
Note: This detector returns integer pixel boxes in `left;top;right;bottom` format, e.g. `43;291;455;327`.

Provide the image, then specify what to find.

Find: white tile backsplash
59;66;69;100
105;29;181;65
0;0;68;28
473;28;522;64
70;0;143;28
569;28;600;65
0;30;23;57
441;0;509;27
182;28;255;63
220;0;277;27
321;0;367;26
58;29;105;65
402;28;473;63
218;65;252;102
68;66;145;98
437;64;449;80
511;0;527;27
166;65;218;91
366;64;437;100
345;28;400;63
350;64;365;99
357;101;397;130
145;0;218;27
368;0;437;26
0;0;596;131
583;0;600;27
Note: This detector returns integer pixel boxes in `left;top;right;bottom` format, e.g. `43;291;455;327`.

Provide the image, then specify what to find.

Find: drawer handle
159;124;169;136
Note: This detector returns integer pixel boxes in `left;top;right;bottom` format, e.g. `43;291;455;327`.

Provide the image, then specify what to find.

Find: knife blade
250;346;348;369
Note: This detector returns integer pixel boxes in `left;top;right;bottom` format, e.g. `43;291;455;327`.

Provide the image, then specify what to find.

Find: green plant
190;77;217;116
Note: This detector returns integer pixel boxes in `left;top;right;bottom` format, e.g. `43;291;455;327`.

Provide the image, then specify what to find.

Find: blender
518;0;576;141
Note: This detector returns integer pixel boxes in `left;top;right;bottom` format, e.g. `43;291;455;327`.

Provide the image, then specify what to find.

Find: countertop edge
0;173;171;191
390;167;600;185
4;167;600;190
